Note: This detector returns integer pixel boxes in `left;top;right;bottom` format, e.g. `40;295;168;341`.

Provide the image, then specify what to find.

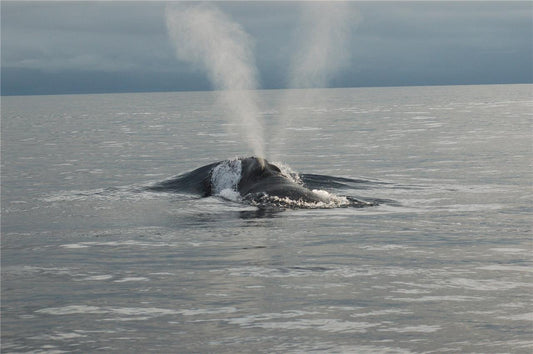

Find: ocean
1;84;532;353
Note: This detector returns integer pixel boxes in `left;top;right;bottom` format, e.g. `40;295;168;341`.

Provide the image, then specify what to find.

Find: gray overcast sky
1;1;532;95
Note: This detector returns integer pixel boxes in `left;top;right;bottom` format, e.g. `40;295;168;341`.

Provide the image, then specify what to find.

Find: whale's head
239;156;282;182
237;157;328;204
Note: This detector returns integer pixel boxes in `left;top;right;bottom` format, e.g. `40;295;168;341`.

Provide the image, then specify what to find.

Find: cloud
1;2;172;73
1;1;531;95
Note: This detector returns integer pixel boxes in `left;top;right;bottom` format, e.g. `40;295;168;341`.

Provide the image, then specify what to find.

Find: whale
148;156;377;208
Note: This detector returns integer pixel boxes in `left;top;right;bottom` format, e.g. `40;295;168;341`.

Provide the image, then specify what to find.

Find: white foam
28;332;87;341
226;311;321;327
286;126;322;131
273;161;303;184
498;312;533;321
392;289;432;294
179;307;237;316
227;265;420;279
388;295;483;302
445;278;529;291
109;307;178;316
350;309;412;318
217;188;242;202
60;243;90;249
42;187;159;202
490;248;529;254
235;318;379;333
478;265;533;273
249;189;351;209
101;316;152;322
227;310;380;334
78;275;113;281
378;325;441;333
275;342;414;354
445;203;503;212
113;277;149;283
36;305;106;315
313;189;350;206
36;305;237;319
360;245;409;251
60;240;179;249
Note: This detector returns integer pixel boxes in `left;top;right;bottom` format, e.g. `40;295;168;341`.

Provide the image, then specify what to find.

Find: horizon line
2;82;532;98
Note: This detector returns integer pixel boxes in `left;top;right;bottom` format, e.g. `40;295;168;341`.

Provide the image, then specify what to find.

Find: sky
1;1;532;96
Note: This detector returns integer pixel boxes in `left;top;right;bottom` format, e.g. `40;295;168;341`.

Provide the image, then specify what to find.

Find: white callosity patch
210;159;242;201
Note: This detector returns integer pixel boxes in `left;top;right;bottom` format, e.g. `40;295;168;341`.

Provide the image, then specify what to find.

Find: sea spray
270;2;359;159
165;4;264;157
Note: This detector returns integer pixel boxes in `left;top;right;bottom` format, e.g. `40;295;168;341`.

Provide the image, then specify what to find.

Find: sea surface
2;84;532;353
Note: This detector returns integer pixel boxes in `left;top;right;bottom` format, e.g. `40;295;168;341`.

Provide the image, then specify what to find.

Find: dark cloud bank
1;1;532;96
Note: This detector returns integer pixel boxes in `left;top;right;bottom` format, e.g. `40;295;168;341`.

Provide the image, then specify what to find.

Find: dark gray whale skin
148;156;327;203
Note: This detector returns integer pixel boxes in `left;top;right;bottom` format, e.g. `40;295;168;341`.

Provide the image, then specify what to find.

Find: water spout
165;3;264;157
